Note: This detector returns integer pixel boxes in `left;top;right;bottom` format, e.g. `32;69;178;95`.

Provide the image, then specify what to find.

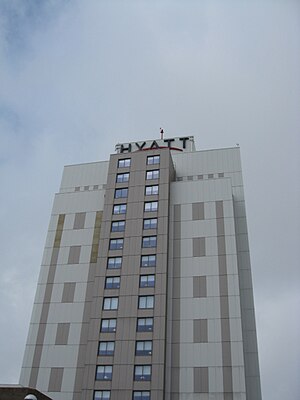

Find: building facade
20;137;261;400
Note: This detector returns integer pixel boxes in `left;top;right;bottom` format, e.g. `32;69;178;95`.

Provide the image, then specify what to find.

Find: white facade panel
226;254;239;275
43;323;57;345
53;264;90;284
68;323;83;345
34;283;47;303
181;219;217;238
41;248;53;267
40;345;79;367
225;235;238;255
19;368;31;386
171;179;233;205
172;148;241;176
180;297;221;320
230;318;244;342
208;319;222;342
231;341;245;366
44;230;56;248
179;256;220;277
61;367;77;392
180;343;223;367
204;201;217;219
36;367;51;391
52;191;105;215
205;237;219;256
60;228;94;247
48;393;73;400
25;323;39;345
232;366;247;393
179;367;194;393
21;345;35;367
207;275;221;297
30;303;43;324
60;161;109;189
47;303;85;323
208;366;224;393
47;214;59;232
228;296;242;318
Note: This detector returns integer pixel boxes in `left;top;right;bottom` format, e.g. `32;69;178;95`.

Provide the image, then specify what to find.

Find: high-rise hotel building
20;137;261;400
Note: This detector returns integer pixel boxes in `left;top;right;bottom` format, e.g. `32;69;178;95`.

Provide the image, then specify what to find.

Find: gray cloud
0;1;299;398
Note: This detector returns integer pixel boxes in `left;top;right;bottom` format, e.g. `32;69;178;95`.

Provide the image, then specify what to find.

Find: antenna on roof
160;127;164;139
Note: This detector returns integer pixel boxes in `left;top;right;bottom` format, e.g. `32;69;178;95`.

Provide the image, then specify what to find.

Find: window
141;255;156;267
113;204;127;214
136;341;152;356
105;277;120;289
107;257;122;269
142;236;157;248
94;391;111;400
144;201;158;212
134;365;151;381
116;172;129;183
118;158;131;168
133;392;150;400
138;296;154;309
147;155;160;165
98;341;115;356
115;188;128;199
145;185;159;196
137;318;153;332
146;170;159;180
100;319;116;332
111;220;125;232
96;365;113;380
109;239;124;250
143;218;157;230
140;275;155;288
103;297;118;310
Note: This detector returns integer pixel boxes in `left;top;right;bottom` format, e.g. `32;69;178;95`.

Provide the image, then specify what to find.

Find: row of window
111;218;157;232
109;236;157;250
116;169;159;183
105;274;155;289
101;317;153;333
98;340;152;356
107;255;156;269
115;185;158;199
117;155;160;169
94;390;150;400
96;365;151;381
113;200;158;215
102;295;154;310
95;156;159;399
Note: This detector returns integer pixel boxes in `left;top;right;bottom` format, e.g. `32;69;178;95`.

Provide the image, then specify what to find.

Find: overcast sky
0;0;299;398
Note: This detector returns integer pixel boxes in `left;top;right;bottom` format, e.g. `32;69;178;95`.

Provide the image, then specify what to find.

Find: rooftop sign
115;136;195;153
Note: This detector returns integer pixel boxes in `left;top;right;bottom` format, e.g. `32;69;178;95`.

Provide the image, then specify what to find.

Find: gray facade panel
73;212;86;229
61;283;76;303
193;276;207;298
48;367;64;392
192;202;205;220
193;237;206;257
193;319;208;343
67;246;81;264
55;323;70;345
194;367;209;393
